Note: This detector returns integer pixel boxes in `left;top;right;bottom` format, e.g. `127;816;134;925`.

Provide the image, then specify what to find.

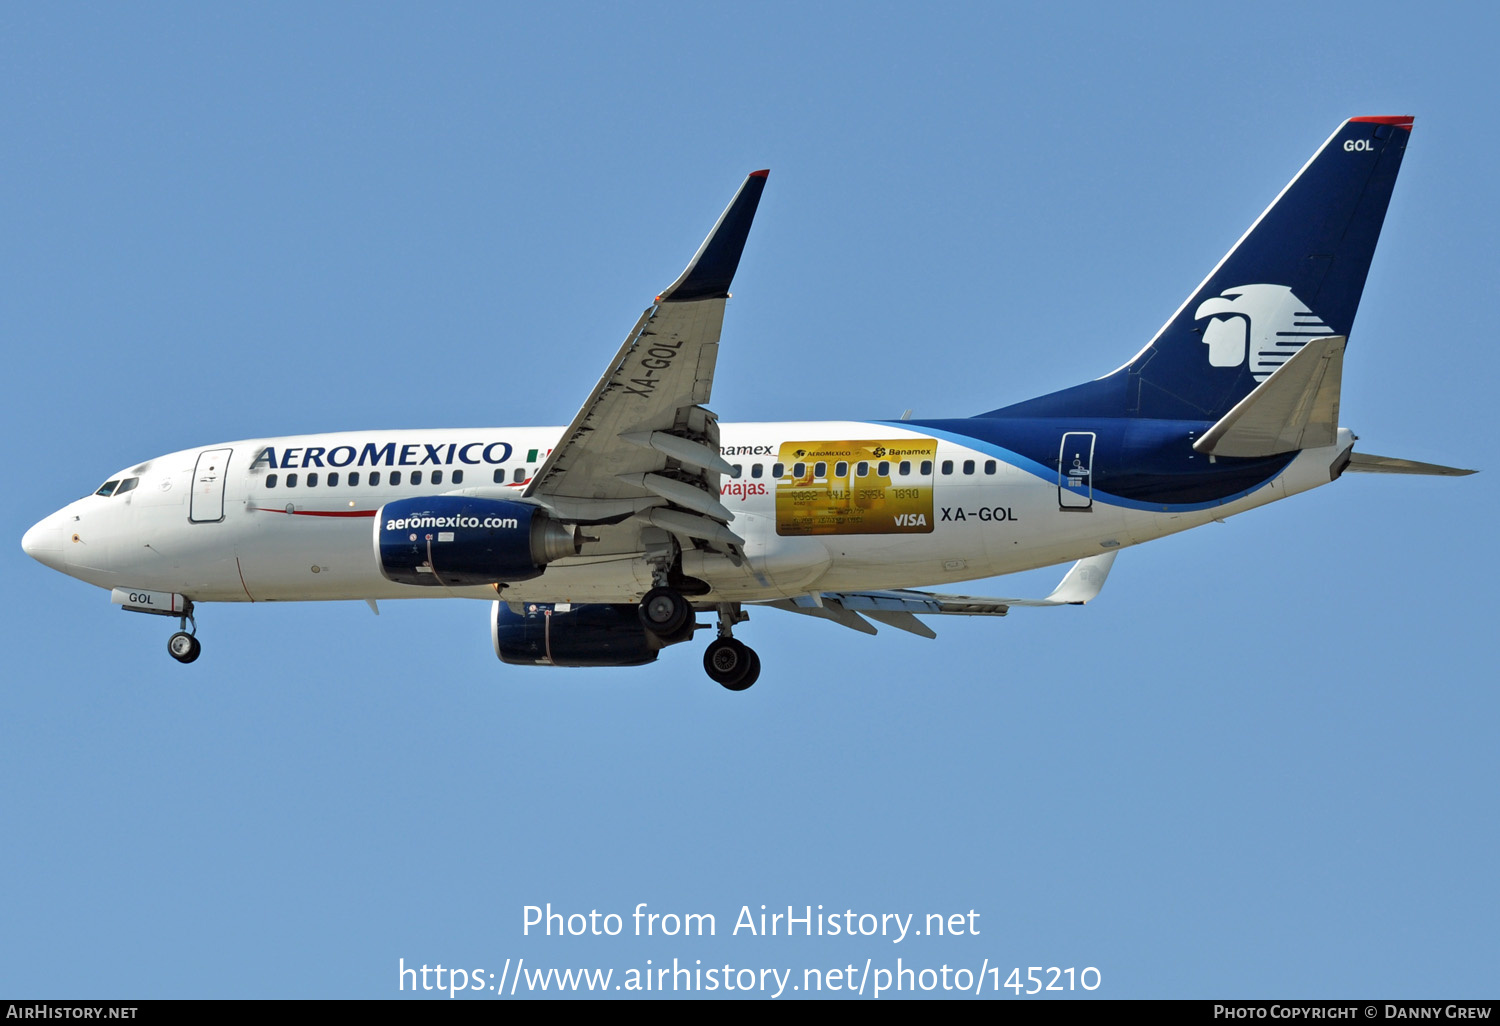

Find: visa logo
893;514;928;527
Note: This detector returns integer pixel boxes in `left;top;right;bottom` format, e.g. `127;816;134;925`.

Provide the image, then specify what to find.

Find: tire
167;632;201;664
638;587;690;637
704;638;758;691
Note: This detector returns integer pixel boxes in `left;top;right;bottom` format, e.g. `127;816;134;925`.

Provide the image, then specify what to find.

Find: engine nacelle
376;496;579;587
491;600;695;667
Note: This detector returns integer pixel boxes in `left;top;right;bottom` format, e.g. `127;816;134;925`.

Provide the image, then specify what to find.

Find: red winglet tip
749;168;770;178
1350;115;1415;130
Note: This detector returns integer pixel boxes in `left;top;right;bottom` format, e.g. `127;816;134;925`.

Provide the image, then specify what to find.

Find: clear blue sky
3;2;1496;1000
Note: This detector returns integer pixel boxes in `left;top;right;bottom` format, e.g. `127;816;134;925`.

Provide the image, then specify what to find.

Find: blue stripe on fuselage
878;418;1294;512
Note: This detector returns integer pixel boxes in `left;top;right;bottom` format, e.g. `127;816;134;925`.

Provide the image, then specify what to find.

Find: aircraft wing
521;171;769;552
761;551;1117;638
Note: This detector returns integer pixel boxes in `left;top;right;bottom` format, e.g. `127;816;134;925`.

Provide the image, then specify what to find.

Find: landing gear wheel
639;587;691;637
704;638;760;691
167;631;201;664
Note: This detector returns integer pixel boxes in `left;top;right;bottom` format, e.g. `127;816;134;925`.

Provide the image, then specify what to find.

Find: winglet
657;170;769;302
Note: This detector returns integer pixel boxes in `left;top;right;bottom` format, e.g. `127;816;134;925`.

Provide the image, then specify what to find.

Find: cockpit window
95;480;121;497
116;477;140;495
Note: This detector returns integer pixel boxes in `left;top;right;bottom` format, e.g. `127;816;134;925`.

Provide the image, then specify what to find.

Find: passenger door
189;448;232;523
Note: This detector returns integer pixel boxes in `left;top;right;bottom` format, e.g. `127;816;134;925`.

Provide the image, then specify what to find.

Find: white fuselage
21;421;1351;607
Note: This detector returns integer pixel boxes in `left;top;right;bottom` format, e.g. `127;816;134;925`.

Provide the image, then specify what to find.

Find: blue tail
987;116;1412;422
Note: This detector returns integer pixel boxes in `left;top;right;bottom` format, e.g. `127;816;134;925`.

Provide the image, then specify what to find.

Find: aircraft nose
21;514;65;570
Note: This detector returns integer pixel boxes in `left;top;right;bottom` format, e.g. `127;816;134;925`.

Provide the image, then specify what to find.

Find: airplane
20;116;1474;690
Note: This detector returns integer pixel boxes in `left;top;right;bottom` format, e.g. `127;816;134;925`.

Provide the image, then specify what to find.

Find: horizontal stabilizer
761;551;1117;637
1194;336;1345;457
1345;453;1476;476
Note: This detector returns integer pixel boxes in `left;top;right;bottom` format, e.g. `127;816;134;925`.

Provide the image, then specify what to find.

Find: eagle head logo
1193;284;1333;383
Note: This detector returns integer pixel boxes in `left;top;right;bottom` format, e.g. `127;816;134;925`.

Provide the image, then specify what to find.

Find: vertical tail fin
989;117;1412;422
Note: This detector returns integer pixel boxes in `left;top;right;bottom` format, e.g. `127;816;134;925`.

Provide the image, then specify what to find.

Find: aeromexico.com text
385;515;519;532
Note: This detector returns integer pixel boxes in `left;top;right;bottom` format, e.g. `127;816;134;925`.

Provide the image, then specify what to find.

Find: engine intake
376;496;579;587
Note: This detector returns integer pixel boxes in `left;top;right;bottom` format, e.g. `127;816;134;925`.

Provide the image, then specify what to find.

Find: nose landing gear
111;589;203;663
166;602;200;664
167;630;201;664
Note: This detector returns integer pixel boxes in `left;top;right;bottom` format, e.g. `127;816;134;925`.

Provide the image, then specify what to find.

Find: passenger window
814;461;827;478
348;471;360;486
411;471;423;486
963;460;975;475
390;471;402;486
286;473;298;488
514;468;526;483
95;480;120;497
327;472;339;487
494;469;506;484
306;472;319;487
899;461;911;476
856;462;868;477
431;470;443;485
368;471;380;486
751;464;763;479
834;461;848;478
793;462;806;478
878;461;890;477
984;460;996;475
731;465;742;479
773;463;785;478
920;460;933;475
451;469;463;484
265;474;277;489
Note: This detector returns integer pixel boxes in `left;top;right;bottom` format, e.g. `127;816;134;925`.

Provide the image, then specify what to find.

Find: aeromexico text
254;440;789;470
252;441;522;470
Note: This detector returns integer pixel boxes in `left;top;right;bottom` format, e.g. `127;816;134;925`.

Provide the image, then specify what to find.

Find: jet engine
491;601;696;667
376;496;579;587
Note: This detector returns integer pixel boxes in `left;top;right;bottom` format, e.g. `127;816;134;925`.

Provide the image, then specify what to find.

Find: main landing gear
638;586;692;637
703;602;759;691
704;637;759;691
636;589;760;691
